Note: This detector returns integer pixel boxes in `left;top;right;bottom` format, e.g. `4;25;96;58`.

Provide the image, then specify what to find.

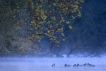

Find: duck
64;64;70;67
89;64;95;67
86;63;89;65
52;63;55;67
73;64;82;67
83;63;88;66
83;63;95;67
77;64;82;66
73;64;77;67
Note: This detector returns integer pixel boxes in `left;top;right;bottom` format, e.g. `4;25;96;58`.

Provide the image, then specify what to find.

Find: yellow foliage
41;14;47;20
28;0;84;47
69;26;73;29
39;21;44;24
53;3;57;6
78;12;81;17
66;21;70;24
31;20;36;24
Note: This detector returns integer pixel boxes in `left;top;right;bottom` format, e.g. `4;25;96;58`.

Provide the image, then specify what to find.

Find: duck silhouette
52;63;55;67
83;63;88;66
89;64;95;67
73;64;77;67
64;64;70;67
83;63;95;67
73;64;82;67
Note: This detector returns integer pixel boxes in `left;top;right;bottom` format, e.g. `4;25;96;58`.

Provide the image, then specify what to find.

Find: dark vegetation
0;0;106;57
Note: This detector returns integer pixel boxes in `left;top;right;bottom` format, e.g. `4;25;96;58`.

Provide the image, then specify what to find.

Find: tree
0;0;29;55
0;0;84;55
28;0;84;48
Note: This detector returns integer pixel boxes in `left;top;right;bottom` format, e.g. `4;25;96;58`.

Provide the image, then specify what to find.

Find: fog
0;1;106;71
0;57;106;71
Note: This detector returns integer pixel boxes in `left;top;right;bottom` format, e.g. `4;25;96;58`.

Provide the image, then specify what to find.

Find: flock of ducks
73;63;95;67
52;63;95;67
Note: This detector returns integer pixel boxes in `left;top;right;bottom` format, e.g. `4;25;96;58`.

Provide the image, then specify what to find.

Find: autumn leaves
28;0;84;46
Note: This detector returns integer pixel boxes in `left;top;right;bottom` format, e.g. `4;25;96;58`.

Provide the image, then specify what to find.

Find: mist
0;0;106;71
0;57;106;71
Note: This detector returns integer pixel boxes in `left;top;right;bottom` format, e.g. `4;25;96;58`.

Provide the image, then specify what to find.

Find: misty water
0;57;106;71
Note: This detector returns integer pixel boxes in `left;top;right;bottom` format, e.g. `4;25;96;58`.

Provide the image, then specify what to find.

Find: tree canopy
28;0;84;46
0;0;84;55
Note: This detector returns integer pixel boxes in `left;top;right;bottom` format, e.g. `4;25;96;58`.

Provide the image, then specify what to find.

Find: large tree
0;0;84;55
28;0;84;47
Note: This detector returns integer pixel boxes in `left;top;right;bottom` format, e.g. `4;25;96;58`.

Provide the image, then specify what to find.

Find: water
0;57;106;71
